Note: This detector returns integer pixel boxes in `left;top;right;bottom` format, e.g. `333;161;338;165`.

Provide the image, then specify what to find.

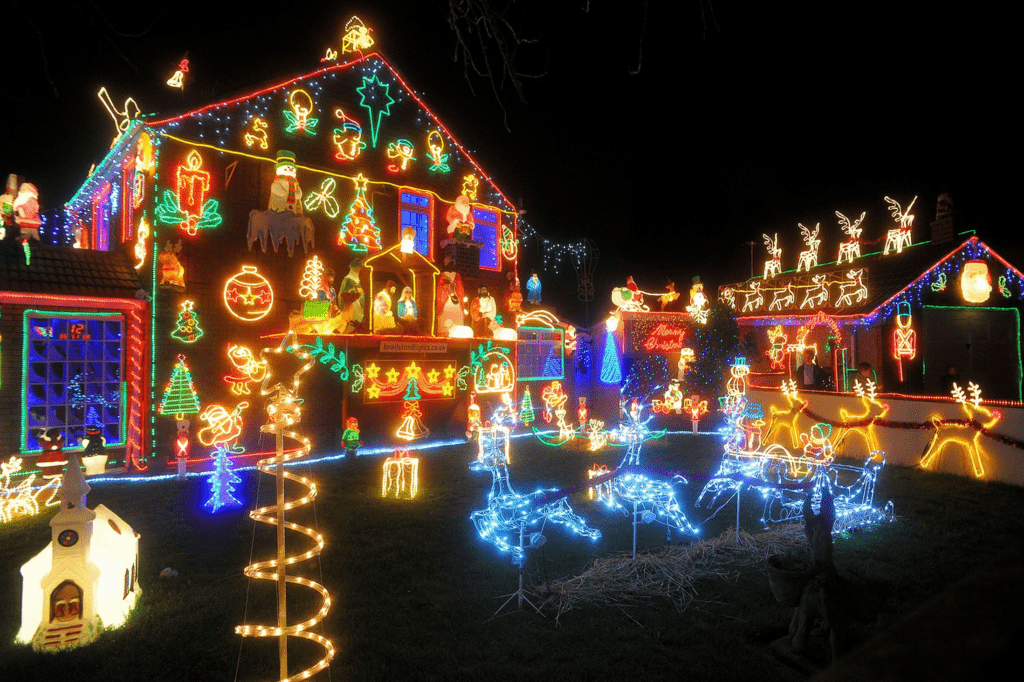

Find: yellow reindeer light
920;382;1001;479
836;379;889;463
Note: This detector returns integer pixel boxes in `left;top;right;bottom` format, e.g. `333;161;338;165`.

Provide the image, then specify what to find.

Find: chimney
930;192;955;243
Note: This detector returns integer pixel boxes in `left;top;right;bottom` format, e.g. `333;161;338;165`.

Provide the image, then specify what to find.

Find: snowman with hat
268;150;303;213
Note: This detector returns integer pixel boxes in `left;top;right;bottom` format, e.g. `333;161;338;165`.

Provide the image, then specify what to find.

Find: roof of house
0;238;145;299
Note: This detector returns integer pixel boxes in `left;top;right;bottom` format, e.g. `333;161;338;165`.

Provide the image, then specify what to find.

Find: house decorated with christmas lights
720;199;1024;401
0;20;584;474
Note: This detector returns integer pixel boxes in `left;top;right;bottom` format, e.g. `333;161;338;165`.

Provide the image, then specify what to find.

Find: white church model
17;453;141;650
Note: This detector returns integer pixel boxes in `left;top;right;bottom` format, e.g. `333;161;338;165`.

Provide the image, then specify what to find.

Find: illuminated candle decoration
237;332;333;680
386;138;416;172
243;117;269;150
170;300;204;343
303;178;341;218
154;150;223;236
340;15;374;53
133;214;150;270
920;382;1001;479
960;259;992;303
426;130;450;172
763;233;782;279
883;195;916;255
338;174;381;252
836;210;865;263
224;344;269;395
462;174;479;201
357;74;395;149
17;453;141;650
892;301;916;382
0;456;59;524
382;450;420;499
224;265;275;321
284;88;319;135
795;223;821;272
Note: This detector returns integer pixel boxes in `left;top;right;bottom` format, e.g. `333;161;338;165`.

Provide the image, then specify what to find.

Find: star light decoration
235;331;334;682
357;74;395;149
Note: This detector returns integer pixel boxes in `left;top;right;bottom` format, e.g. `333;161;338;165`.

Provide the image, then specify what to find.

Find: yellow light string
235;331;333;682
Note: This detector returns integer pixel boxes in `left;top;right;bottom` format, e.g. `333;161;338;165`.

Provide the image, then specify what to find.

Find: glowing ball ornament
224;265;275;321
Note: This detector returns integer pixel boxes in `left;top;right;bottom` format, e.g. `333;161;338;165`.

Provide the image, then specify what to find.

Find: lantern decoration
0;456;59;524
892;301;916;382
424;130;450;172
284;88;318;135
763;233;782;279
154;149;223;236
338;174;381;252
170;300;204;343
836;211;865;264
236;331;334;680
382;450;419;499
795;223;821;272
341;16;374;53
883;195;916;255
224;265;275;321
960;259;992;303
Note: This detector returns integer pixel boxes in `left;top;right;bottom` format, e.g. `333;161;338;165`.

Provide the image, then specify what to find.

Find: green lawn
2;434;1022;681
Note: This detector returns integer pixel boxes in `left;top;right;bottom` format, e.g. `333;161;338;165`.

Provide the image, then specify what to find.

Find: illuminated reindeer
800;274;830;309
742;280;764;312
883;195;916;255
834;379;889;463
765;379;809;449
920;382;1001;478
834;269;867;307
836;211;865;264
763;233;782;279
769;282;795;311
765;326;789;370
795;223;821;272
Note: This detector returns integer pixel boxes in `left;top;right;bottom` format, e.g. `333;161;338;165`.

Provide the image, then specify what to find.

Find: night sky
5;2;1011;326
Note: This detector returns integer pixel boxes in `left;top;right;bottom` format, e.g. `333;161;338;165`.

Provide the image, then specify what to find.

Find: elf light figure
342;417;362;457
386;138;416;173
892;301;916;382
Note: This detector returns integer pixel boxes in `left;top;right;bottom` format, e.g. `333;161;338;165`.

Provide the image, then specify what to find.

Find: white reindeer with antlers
836;211;865;264
742;280;764;312
763;233;782;279
796;223;821;272
883;195;916;255
800;274;829;309
769;282;795;311
835;269;867;307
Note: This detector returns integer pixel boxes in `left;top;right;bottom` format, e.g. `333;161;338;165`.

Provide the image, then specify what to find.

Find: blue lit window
400;190;433;258
92;183;111;251
23;313;124;452
472;207;500;271
517;327;565;381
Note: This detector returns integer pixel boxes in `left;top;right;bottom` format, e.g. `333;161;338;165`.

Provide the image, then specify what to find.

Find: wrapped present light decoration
382;451;419;499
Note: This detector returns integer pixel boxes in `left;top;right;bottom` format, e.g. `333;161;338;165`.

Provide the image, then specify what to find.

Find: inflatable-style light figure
236;332;334;681
469;405;600;615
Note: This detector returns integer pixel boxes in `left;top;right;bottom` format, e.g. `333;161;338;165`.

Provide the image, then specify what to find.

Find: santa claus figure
13;182;41;241
268;151;303;213
446;194;474;240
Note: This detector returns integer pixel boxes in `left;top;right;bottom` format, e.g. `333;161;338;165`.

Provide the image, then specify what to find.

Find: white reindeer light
836;211;865;264
835;269;867;307
796;223;821;272
763;233;782;279
883;196;916;255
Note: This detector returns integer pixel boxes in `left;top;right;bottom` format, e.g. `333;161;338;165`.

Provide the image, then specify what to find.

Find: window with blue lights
399;190;433;258
91;183;111;251
473;207;500;271
517;327;565;381
23;313;124;452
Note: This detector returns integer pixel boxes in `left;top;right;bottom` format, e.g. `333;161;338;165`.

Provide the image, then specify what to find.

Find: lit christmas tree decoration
170;300;204;343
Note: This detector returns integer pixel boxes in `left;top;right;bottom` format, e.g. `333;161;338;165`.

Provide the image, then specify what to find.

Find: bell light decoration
960;260;992;303
18;453;141;650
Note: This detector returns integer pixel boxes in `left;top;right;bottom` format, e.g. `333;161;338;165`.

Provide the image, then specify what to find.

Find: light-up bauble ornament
224;266;275;321
960;260;992;303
